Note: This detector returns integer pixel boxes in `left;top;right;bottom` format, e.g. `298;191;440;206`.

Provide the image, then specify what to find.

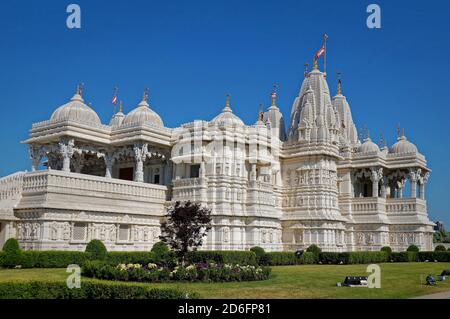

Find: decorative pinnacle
223;93;231;112
337;72;342;95
258;103;264;121
118;101;123;113
271;84;278;106
142;88;149;103
76;82;84;96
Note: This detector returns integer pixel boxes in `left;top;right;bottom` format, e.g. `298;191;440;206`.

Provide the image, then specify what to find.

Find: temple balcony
172;177;207;202
386;197;427;214
14;169;168;216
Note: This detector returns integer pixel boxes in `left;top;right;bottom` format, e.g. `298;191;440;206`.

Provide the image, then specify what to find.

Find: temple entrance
119;167;134;181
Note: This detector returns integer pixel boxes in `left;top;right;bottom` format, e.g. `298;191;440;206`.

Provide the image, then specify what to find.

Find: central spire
223;93;232;112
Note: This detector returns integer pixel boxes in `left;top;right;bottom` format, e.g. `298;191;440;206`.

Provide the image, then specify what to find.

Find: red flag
111;95;117;105
314;45;325;60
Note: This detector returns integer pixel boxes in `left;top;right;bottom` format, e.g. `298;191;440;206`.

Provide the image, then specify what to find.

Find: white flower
148;263;158;269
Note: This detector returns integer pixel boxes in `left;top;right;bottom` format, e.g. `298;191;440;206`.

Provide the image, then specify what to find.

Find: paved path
412;291;450;299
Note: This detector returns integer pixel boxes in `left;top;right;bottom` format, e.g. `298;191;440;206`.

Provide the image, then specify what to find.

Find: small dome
109;111;125;127
211;98;244;126
50;93;101;125
390;135;418;154
357;137;380;153
122;99;164;127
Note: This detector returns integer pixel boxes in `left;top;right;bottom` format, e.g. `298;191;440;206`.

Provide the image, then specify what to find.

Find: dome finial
258;103;264;121
223;93;231;111
337;72;342;95
76;82;84;96
304;62;309;77
271;84;278;106
142;88;149;103
118;101;123;113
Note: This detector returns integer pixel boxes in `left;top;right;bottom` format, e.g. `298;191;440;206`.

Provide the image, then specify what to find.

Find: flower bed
82;260;271;282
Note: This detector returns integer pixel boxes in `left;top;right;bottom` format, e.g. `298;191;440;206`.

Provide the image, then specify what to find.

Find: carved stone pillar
250;163;257;181
408;168;419;198
104;152;114;178
397;179;405;198
419;172;430;200
370;167;383;198
59;138;75;172
133;143;148;182
29;145;43;172
380;176;388;198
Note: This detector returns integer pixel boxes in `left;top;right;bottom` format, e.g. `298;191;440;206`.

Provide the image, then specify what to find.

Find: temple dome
50;93;101;125
211;98;244;126
390;135;418;154
357;137;379;153
122;99;164;127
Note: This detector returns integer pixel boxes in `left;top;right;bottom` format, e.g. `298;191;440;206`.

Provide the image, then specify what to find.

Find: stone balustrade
22;169;167;200
351;196;426;215
386;197;426;214
0;171;25;201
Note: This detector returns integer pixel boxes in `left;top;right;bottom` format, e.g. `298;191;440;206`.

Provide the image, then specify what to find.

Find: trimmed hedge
0;251;158;269
0;281;198;299
406;245;420;252
390;252;418;262
185;251;257;266
265;252;315;265
417;251;450;262
317;252;389;264
434;245;446;252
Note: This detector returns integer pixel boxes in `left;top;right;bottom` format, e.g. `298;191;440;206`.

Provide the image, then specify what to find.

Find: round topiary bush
406;244;419;252
434;245;446;252
2;238;22;268
2;238;21;254
85;240;107;260
306;244;322;256
151;241;170;257
381;246;392;254
250;246;268;265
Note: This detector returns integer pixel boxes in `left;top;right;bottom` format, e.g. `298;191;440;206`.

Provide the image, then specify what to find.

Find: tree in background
160;201;212;260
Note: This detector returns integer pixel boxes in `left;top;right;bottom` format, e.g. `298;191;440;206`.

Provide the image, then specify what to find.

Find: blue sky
1;0;449;225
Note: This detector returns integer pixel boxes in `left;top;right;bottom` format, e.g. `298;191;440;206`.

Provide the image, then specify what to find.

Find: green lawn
1;263;450;298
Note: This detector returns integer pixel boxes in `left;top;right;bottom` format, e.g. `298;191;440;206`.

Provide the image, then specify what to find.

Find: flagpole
323;34;328;76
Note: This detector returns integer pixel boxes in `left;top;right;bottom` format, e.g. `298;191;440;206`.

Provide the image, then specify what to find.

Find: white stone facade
0;67;434;252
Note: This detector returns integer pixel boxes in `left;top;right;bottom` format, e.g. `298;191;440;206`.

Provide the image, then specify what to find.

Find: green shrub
250;247;268;265
106;252;156;266
85;240;107;260
306;245;321;258
434;245;446;252
185;251;257;266
381;246;392;254
1;238;22;268
265;252;297;265
406;245;419;252
391;251;418;262
318;252;343;264
20;251;87;268
448;247;450;252
82;261;271;283
151;241;170;256
298;252;316;264
2;238;21;254
346;252;388;264
0;281;198;299
418;251;450;262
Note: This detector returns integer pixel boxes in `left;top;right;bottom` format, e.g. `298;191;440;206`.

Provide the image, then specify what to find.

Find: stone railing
386;198;426;214
172;177;206;201
248;180;273;192
0;171;26;201
21;169;167;200
351;197;385;213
